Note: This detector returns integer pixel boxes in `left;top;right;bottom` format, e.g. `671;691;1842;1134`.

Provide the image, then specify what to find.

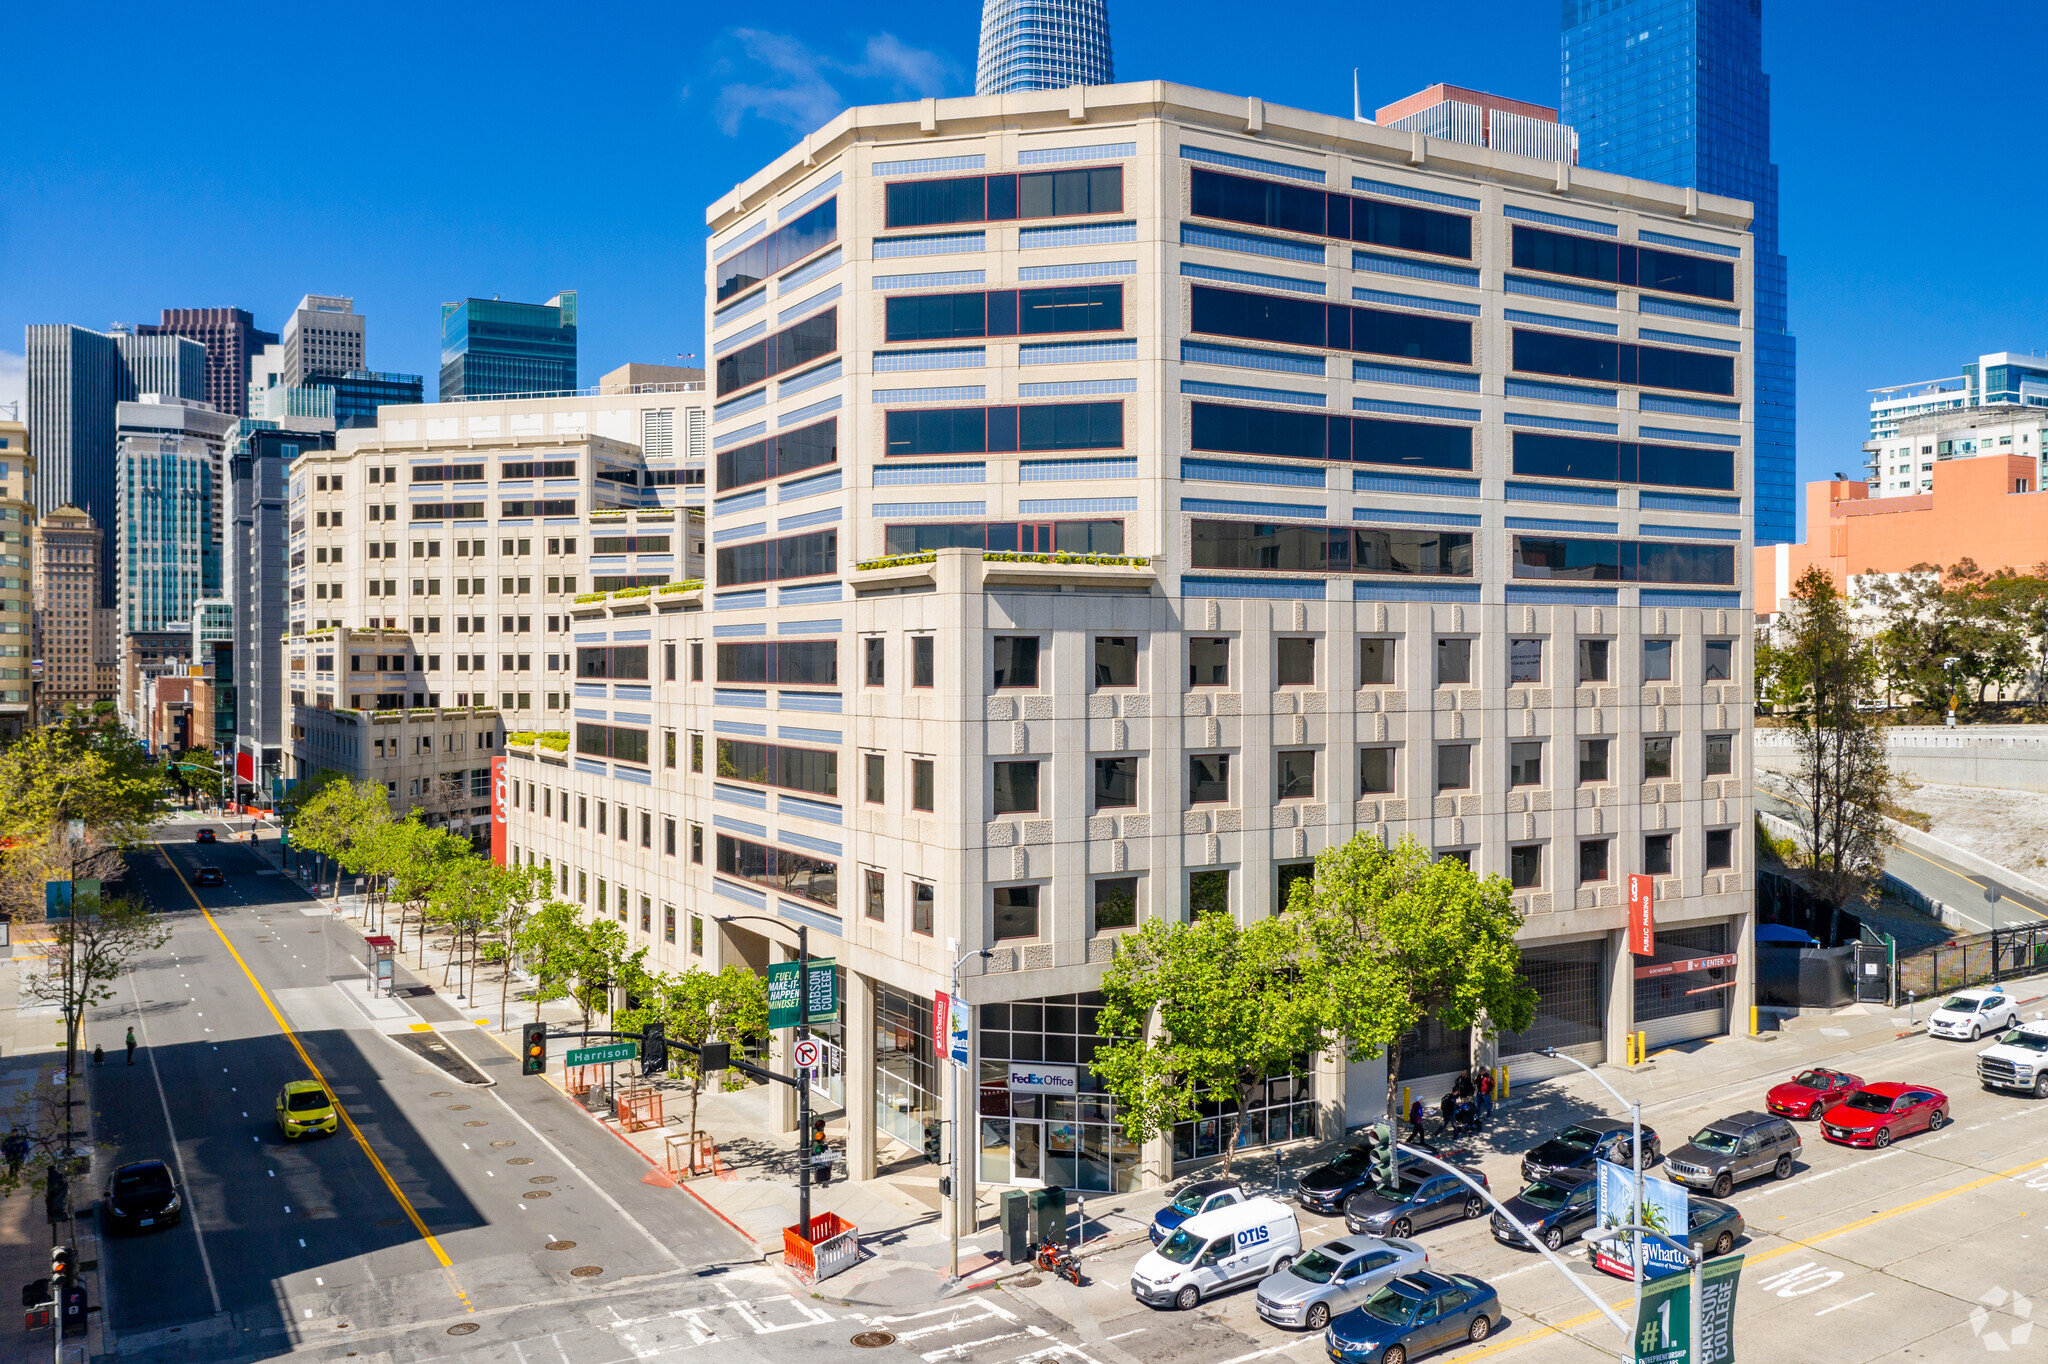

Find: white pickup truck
1976;1022;2048;1098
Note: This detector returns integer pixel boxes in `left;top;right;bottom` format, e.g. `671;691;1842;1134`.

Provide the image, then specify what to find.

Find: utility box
998;1190;1031;1263
1028;1186;1067;1248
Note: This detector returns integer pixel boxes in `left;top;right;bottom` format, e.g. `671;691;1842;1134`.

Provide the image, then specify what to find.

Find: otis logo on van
1237;1225;1271;1248
1007;1064;1079;1094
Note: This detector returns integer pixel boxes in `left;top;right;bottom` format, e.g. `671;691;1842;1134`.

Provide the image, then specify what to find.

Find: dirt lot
1901;779;2048;875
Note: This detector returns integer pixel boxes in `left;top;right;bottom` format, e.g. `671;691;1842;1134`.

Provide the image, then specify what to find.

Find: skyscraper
137;308;278;418
1561;0;1796;545
438;292;578;400
281;295;366;387
974;0;1113;96
24;325;206;605
114;396;234;638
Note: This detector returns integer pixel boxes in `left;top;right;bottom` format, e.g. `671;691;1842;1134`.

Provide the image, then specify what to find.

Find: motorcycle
1034;1238;1084;1286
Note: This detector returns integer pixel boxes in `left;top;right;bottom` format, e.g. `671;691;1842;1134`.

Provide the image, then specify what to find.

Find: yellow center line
1891;843;2048;921
1447;1149;2048;1360
154;842;477;1313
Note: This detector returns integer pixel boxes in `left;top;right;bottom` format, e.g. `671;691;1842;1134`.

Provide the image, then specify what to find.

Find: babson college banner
491;755;508;865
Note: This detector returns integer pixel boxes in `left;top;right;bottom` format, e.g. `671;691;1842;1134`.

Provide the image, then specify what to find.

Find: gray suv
1662;1111;1801;1197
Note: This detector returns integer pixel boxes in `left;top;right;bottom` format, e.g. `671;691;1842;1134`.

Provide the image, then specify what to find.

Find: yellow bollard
1497;1066;1508;1101
1750;1006;1759;1036
1626;1033;1637;1066
1401;1085;1411;1120
1637;1030;1648;1064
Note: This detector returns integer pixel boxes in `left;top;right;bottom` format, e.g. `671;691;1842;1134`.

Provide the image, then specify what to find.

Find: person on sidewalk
4;1128;25;1183
91;1045;103;1067
124;1028;136;1066
1476;1068;1495;1124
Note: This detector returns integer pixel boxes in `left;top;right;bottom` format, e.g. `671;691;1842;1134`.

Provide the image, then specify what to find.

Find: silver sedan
1253;1235;1428;1331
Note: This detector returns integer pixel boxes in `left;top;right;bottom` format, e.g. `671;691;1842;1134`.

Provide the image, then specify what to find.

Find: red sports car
1819;1083;1948;1149
1767;1068;1864;1120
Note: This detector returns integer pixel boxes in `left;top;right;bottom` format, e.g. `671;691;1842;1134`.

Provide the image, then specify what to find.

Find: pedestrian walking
91;1045;103;1068
4;1127;26;1183
124;1027;136;1065
1476;1068;1494;1124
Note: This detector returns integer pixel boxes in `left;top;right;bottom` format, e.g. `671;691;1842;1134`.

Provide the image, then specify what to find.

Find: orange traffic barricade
783;1212;859;1286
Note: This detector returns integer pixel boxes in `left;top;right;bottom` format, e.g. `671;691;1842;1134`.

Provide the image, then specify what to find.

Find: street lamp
715;913;818;1230
1537;1046;1647;1331
944;948;992;1286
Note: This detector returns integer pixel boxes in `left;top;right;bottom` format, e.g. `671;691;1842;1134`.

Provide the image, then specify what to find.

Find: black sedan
102;1159;181;1234
1324;1271;1503;1362
1343;1167;1489;1239
1296;1143;1380;1215
194;828;216;843
1490;1167;1598;1251
193;865;225;886
1520;1117;1661;1184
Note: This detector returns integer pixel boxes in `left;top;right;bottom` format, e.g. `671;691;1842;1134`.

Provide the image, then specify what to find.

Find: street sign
1634;1253;1742;1364
768;958;839;1029
792;1038;821;1071
566;1041;637;1067
44;882;70;921
945;994;971;1068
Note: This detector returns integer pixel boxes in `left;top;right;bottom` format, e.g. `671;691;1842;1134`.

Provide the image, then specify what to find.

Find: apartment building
32;505;110;715
496;81;1757;1206
284;379;708;817
0;418;31;737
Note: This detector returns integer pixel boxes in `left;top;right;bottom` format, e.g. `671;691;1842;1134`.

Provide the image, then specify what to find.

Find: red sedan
1767;1068;1864;1120
1819;1083;1949;1149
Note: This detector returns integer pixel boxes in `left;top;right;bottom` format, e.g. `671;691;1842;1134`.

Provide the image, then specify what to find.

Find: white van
1130;1196;1302;1311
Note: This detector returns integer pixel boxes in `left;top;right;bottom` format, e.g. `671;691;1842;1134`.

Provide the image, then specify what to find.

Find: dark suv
1661;1112;1801;1197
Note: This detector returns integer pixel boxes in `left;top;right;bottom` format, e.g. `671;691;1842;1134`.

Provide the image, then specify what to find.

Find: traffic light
1371;1121;1395;1188
520;1023;547;1076
48;1246;70;1299
924;1123;942;1165
641;1022;667;1076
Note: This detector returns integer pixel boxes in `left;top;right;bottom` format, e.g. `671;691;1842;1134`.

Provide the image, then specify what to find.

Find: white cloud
0;351;22;421
713;29;962;138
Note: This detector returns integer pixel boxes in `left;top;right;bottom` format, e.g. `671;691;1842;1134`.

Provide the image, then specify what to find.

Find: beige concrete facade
497;81;1759;1202
32;504;106;716
0;420;31;736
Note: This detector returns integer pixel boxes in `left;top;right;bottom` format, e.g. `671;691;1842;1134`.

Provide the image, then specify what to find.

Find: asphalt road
1760;793;2048;933
93;818;884;1364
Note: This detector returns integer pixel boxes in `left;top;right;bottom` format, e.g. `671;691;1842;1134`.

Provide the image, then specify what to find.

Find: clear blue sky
6;0;2046;540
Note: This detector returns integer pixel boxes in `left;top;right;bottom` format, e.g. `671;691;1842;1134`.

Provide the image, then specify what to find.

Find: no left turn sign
793;1039;821;1070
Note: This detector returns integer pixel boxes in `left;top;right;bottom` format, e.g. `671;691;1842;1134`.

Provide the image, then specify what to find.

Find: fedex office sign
1007;1064;1078;1094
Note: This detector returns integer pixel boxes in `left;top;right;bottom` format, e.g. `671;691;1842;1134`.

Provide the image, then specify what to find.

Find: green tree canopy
1092;909;1323;1175
514;901;587;1024
619;964;768;1142
0;724;167;847
1288;833;1537;1123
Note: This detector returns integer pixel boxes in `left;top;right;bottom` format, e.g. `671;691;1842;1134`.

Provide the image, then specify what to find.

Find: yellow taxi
275;1079;339;1139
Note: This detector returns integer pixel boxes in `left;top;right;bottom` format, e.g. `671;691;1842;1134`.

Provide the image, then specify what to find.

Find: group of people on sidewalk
1405;1067;1496;1144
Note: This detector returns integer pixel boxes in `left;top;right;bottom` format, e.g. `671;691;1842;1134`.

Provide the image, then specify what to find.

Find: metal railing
1896;923;2048;1000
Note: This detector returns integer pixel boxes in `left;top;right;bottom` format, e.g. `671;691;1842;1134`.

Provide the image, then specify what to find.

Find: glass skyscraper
1561;0;1796;546
974;0;1113;96
438;292;578;400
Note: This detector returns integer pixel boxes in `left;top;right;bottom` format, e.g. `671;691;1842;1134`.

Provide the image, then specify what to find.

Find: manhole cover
507;1157;534;1166
522;1191;551;1200
545;1240;576;1251
852;1331;898;1348
447;1104;471;1111
1012;1276;1041;1288
464;1120;488;1127
446;1323;478;1336
430;1091;453;1098
376;1217;405;1228
490;1140;516;1148
569;1265;603;1278
528;1176;556;1185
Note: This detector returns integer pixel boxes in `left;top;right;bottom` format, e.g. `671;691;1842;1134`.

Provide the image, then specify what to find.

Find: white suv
1928;987;2021;1041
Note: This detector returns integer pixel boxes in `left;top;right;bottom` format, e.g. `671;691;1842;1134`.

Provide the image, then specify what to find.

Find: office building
32;505;110;714
438;293;578;401
1372;84;1579;164
326;371;426;429
23;324;206;605
975;0;1113;95
1562;0;1796;547
0;419;31;737
1756;459;2048;619
1863;352;2048;496
499;81;1758;1204
284;378;709;821
114;397;234;643
137;308;278;418
281;295;367;388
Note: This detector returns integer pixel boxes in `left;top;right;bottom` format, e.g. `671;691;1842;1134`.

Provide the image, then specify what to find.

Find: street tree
620;964;768;1146
21;894;171;1084
383;821;472;958
1762;565;1895;914
572;918;648;1031
514;901;588;1024
1092;909;1323;1176
0;722;167;858
1287;833;1538;1124
286;777;391;902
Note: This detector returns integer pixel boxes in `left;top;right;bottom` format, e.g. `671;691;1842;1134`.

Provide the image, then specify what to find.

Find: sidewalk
257;833;2038;1307
0;928;103;1364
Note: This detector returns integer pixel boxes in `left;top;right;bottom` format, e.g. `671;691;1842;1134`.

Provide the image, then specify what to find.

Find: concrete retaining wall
1756;726;2048;792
